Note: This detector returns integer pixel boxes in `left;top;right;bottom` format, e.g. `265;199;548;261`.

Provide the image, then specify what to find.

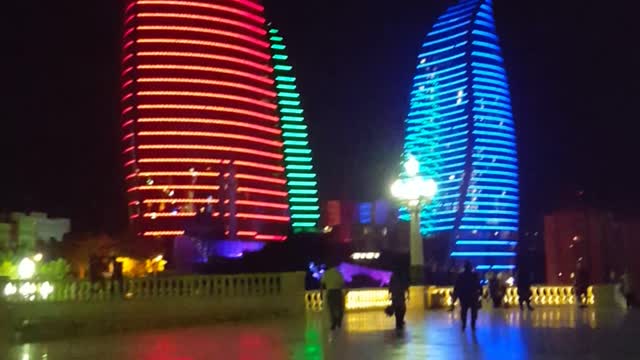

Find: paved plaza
4;307;640;359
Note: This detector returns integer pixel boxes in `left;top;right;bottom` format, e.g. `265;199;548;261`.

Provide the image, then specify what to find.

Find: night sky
1;1;638;234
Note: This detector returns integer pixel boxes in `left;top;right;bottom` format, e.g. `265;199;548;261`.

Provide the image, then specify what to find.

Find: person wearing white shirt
321;264;345;330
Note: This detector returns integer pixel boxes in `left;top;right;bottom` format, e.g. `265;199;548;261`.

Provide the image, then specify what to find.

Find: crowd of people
320;259;636;333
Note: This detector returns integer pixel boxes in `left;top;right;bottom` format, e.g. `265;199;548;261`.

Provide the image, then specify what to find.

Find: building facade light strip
137;104;279;123
136;1;265;24
137;64;273;84
136;52;273;73
451;252;516;257
137;145;283;160
137;118;281;135
137;13;265;35
135;131;283;147
136;25;269;47
137;78;276;97
137;38;271;60
137;91;277;109
456;240;517;246
135;158;284;172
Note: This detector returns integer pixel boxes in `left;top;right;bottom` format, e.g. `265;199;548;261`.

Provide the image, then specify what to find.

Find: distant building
544;208;638;285
321;200;409;253
0;212;70;249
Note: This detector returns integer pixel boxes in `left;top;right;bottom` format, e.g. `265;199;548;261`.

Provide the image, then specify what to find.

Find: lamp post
391;155;437;284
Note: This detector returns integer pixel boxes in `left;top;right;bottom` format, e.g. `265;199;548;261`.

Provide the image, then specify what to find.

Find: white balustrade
0;273;289;303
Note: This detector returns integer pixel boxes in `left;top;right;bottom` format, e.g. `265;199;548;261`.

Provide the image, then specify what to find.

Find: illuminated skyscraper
121;0;318;243
268;26;321;232
403;0;518;270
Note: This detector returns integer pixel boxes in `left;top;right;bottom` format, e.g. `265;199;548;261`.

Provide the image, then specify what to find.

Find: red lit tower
121;0;290;242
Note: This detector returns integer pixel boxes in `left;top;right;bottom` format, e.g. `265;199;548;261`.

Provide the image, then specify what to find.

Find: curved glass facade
403;0;518;269
268;26;321;232
121;1;318;241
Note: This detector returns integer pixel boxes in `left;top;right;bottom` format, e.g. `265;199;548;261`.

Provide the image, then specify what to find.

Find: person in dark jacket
517;267;534;311
112;257;124;295
620;270;635;309
575;263;590;308
389;268;410;330
453;262;482;331
488;272;503;308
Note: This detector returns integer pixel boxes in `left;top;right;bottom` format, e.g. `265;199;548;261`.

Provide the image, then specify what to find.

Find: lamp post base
410;265;424;285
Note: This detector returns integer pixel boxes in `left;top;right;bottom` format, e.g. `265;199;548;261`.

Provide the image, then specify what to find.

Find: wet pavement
4;307;640;359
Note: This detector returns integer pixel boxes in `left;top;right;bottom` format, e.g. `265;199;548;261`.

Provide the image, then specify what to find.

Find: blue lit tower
403;0;518;271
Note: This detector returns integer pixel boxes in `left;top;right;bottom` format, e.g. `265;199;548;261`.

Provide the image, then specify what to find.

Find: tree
36;259;70;281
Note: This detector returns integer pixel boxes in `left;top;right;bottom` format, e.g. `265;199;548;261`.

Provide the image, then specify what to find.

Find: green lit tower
268;26;321;232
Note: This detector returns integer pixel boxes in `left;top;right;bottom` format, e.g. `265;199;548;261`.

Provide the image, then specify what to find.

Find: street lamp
390;155;437;284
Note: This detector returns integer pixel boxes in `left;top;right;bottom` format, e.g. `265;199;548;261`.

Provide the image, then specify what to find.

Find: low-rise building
544;207;639;286
321;200;409;253
0;212;70;250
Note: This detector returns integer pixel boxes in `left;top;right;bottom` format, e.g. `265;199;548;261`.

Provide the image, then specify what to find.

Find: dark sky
1;1;638;233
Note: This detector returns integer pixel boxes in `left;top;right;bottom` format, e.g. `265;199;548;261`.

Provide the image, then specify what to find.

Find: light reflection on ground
4;307;639;359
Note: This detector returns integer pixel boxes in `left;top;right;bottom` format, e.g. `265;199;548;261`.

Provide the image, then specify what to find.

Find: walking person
575;262;590;308
453;262;482;331
112;257;124;296
620;270;635;309
321;263;345;330
517;267;534;311
488;272;503;308
389;267;410;330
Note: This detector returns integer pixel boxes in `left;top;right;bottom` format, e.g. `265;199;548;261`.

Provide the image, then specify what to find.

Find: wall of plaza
1;273;627;342
0;272;305;341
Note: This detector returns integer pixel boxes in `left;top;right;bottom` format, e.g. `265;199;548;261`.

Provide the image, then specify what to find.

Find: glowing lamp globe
18;257;36;280
390;179;405;199
390;176;438;202
404;155;420;177
423;178;438;198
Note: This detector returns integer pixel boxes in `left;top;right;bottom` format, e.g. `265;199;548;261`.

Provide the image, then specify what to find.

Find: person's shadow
383;328;407;343
470;331;478;345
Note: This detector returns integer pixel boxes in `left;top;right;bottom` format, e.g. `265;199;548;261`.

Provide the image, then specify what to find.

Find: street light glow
390;176;437;201
4;283;17;296
404;154;420;177
18;258;36;280
39;282;54;299
391;155;438;282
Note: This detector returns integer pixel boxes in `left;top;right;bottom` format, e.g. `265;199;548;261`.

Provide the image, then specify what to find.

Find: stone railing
1;272;305;341
426;285;596;308
306;289;392;312
504;286;595;306
1;273;292;303
306;285;604;312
